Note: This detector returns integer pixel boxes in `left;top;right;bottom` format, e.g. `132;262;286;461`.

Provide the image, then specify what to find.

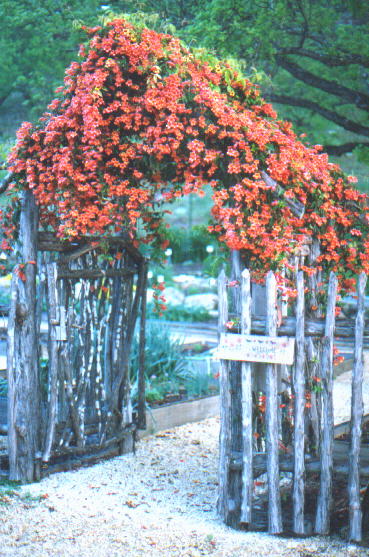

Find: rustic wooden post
7;190;41;481
265;271;282;533
348;272;367;542
315;271;338;534
42;262;60;462
305;337;322;454
217;269;231;522
293;270;305;534
110;262;146;415
137;260;148;430
231;250;242;310
240;268;253;526
227;250;244;526
307;239;322;316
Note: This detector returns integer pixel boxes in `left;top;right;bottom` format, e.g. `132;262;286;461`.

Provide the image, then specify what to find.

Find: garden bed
335;414;369;443
138;394;220;438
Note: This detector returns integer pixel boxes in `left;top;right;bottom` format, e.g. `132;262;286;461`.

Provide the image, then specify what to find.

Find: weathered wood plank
59;244;99;263
306;238;322;316
217;269;231;522
228;251;243;527
108;274;124;406
315;272;338;534
42;262;60;462
38;232;144;262
0;172;12;194
216;333;294;364
230;442;369;479
57;268;135;279
293;270;305;534
4;305;369;340
348;272;367;542
6;275;17;470
265;271;282;533
39;433;135;478
7;190;41;481
137;261;148;430
60;342;84;448
240;269;253;526
245;315;369;340
120;270;138;432
50;424;136;456
110;261;146;415
261;171;305;218
305;337;322;454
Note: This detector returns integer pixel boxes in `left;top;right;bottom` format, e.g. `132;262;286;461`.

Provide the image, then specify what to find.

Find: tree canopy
0;1;102;114
183;0;369;157
1;2;368;166
2;18;369;291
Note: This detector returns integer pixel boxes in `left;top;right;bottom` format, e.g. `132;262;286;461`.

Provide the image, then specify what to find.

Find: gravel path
1;418;368;557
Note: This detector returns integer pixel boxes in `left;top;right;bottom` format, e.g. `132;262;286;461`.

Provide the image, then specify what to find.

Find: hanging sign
215;333;295;365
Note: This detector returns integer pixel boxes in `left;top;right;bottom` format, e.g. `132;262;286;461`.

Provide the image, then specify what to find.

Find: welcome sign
215;333;295;365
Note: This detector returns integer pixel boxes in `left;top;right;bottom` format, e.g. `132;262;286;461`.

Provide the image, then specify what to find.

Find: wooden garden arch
0;18;368;547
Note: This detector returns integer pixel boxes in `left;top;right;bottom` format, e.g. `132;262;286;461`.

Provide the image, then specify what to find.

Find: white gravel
1;417;368;557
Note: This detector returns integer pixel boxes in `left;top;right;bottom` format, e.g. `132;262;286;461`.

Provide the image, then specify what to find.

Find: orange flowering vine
1;19;368;292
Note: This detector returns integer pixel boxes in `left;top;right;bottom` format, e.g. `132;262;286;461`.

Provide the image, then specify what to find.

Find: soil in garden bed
336;416;369;444
146;391;219;408
181;342;214;355
251;474;369;544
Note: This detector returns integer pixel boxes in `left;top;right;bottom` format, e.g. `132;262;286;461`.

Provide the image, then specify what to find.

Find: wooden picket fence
217;265;368;541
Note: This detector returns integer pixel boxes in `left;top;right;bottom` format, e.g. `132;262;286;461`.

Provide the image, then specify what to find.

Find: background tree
184;1;369;156
0;1;103;123
1;1;368;190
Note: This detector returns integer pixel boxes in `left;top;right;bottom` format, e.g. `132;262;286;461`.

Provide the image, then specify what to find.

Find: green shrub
0;289;10;306
202;253;229;278
130;321;188;386
0;478;21;506
130;321;219;405
147;264;174;286
166;225;218;263
147;302;213;322
0;377;7;396
177;362;219;398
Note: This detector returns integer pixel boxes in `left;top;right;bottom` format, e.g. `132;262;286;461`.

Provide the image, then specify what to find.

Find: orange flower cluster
152;282;166;316
4;19;369;287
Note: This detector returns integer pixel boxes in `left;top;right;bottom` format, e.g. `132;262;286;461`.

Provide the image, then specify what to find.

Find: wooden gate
7;191;147;481
217;254;368;542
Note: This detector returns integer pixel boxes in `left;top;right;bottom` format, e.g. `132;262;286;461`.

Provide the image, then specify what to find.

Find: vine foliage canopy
2;18;369;290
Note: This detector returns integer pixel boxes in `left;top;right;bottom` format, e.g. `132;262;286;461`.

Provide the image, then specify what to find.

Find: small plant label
215;333;295;365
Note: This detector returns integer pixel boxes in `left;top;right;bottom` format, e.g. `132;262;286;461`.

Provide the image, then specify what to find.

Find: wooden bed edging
137;395;220;438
